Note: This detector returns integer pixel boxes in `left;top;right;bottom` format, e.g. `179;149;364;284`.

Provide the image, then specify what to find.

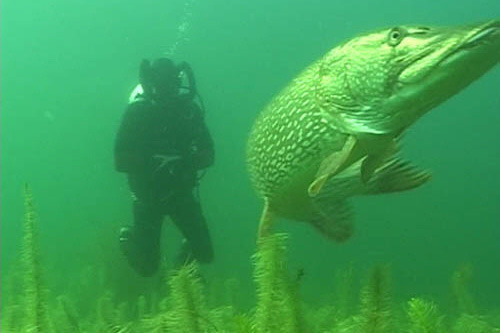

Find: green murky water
2;0;499;331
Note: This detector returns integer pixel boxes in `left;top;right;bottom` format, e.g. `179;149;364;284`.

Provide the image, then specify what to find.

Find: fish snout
462;19;500;49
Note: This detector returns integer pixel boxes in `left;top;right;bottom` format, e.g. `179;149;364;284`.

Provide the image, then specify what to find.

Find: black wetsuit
115;96;214;276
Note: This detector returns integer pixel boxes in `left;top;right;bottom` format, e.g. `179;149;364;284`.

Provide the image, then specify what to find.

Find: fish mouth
462;21;500;48
440;20;500;65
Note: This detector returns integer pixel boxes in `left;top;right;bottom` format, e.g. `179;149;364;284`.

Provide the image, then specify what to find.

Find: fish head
316;20;500;134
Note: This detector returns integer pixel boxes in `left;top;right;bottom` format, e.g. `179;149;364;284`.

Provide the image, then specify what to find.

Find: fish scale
247;64;342;200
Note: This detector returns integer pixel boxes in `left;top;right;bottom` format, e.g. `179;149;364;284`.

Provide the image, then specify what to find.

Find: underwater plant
52;295;81;333
94;290;131;332
3;265;25;333
335;263;355;319
453;313;499;333
252;233;305;333
357;265;394;333
406;297;445;333
163;261;210;332
19;183;51;332
452;264;477;315
3;187;500;332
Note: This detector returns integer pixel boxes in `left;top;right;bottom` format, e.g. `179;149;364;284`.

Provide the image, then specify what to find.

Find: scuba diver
114;58;215;276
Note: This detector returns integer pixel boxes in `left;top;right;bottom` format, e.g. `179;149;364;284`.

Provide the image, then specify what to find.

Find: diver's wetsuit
115;97;214;276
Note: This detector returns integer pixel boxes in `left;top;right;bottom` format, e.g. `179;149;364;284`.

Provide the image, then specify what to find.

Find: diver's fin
258;199;275;239
308;136;361;196
367;158;432;194
310;199;354;243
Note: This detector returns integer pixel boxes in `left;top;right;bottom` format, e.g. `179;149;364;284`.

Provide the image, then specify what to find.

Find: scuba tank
176;61;197;102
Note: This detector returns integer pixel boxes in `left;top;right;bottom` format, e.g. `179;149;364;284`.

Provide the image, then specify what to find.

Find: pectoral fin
360;139;398;184
308;134;397;196
308;174;329;198
367;158;432;194
308;136;362;196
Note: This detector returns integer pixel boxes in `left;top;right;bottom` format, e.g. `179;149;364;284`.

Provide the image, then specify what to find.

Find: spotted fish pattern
247;20;500;241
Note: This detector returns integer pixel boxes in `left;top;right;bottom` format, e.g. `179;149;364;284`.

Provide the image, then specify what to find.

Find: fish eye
388;27;405;46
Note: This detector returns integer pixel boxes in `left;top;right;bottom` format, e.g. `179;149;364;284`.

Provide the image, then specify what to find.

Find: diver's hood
129;59;197;104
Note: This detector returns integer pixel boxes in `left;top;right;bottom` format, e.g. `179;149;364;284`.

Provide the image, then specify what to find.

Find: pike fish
247;20;500;241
